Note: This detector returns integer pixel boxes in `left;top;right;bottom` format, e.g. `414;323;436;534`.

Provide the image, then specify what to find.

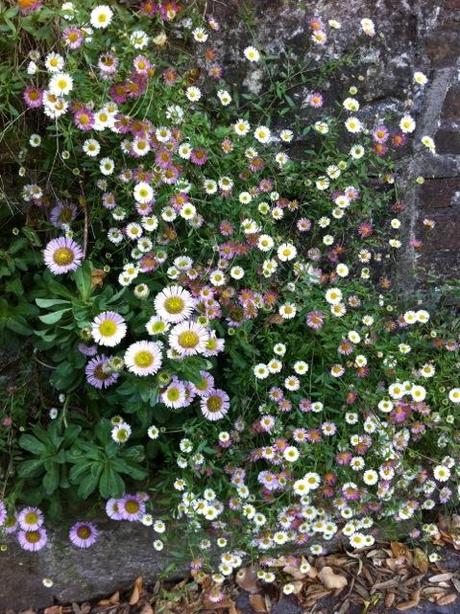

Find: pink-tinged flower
391;132;408;148
306;310;324;330
18;0;42;15
17;527;48;552
155;148;173;169
74;108;95;131
17;507;44;531
372;125;389;143
85;355;119;389
297;218;312;232
124;341;163;376
373;142;388;157
200;389;230;421
119;495;145;521
190;148;208;166
358;221;373;238
62;27;84;49
0;500;6;526
69;522;98;548
98;53;119;76
23;86;43;109
139;0;158;16
50;201;77;228
133;55;151;75
208;64;223;79
193;371;215;397
43;236;83;275
306;92;323;108
105;498;123;520
161;379;187;409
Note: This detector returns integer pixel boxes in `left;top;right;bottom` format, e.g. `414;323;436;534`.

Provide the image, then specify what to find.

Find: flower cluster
1;0;458;593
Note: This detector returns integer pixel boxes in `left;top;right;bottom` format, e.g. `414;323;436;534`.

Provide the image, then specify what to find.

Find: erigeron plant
0;0;459;587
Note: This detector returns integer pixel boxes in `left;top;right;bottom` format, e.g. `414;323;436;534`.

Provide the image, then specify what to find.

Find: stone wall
1;1;459;610
208;0;460;291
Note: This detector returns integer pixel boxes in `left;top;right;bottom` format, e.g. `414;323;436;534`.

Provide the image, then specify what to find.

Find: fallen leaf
98;591;120;606
139;604;154;614
248;593;268;613
235;567;260;594
318;566;348;590
413;548;429;574
129;576;144;605
429;573;453;583
44;608;62;614
437;593;458;606
395;599;419;611
91;268;106;288
385;592;396;608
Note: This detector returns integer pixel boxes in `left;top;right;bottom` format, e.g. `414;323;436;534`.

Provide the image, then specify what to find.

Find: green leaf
38;308;71;324
18;458;44;478
77;466;102;499
35;298;71;308
43;464;60;494
19;434;47;455
99;464;125;498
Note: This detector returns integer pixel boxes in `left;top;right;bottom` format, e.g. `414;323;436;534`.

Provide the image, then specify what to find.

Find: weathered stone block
435;128;460;155
418;177;460;209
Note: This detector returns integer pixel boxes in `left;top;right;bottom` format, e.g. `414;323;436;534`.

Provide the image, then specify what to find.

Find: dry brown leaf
291;580;304;595
235;567;260;594
390;542;409;559
91;268;106;288
139;604;154;614
437;593;458;606
318;566;347;591
429;573;453;583
395;599;419;611
44;609;62;614
452;577;460;593
98;591;120;606
385;592;396;608
412;548;429;574
129;576;144;605
248;593;268;613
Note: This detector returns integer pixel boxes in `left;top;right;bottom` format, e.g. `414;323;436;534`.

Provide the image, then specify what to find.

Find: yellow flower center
178;331;199;349
125;500;139;514
99;320;117;337
164;296;185;314
134;351;154;368
206;395;223;412
24;511;38;525
25;530;40;544
57;79;67;90
53;247;74;266
167;388;180;401
77;526;91;539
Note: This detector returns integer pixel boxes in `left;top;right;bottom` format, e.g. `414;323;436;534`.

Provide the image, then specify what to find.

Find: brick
418;177;460;209
435;127;460;154
419;210;460;252
425;22;460;67
441;85;460;121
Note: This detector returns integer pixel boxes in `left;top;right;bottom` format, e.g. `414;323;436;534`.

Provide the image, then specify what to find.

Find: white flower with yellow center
325;288;343;305
413;71;428;86
277;242;297;262
345;116;363;133
124;341;163;376
169;321;209;357
254;126;271;144
133;182;154;204
90;5;113;29
400;115;416;133
45;53;65;73
154;285;195;324
91;311;127;347
233;119;250;136
244;46;260;62
49;72;73;96
433;465;451;482
185;86;201;102
448;388;460;404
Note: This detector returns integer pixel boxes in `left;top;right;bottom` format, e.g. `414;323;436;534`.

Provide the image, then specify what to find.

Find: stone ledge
0;520;188;612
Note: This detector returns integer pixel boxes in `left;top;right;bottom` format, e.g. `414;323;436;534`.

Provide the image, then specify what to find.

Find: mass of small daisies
2;0;460;591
